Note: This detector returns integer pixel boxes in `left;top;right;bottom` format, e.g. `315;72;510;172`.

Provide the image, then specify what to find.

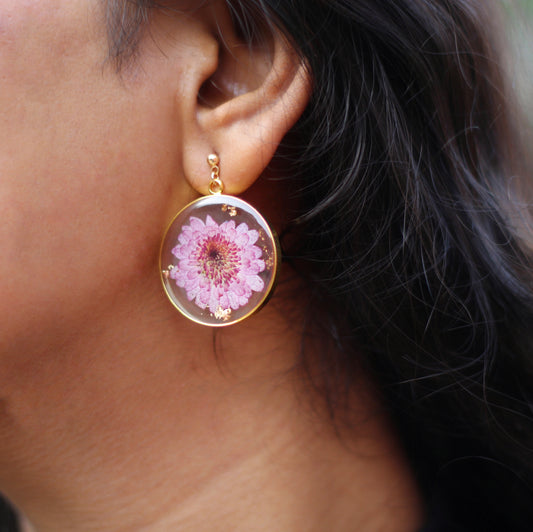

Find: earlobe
180;7;311;197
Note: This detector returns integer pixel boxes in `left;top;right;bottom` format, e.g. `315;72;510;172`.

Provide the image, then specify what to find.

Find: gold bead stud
207;153;220;167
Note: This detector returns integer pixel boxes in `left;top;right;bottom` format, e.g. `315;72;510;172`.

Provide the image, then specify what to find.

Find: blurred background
505;0;533;126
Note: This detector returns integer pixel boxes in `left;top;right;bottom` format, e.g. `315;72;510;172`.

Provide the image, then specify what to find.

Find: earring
160;154;280;327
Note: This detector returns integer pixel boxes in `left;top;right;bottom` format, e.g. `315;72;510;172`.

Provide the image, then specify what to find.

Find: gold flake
222;204;238;217
214;307;232;321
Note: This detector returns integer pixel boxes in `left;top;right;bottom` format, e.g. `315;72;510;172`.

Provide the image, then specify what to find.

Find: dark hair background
3;1;533;530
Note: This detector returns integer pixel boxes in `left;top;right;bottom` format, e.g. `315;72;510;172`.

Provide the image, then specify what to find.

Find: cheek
0;4;184;353
0;2;84;84
0;107;178;321
0;126;180;367
0;1;108;260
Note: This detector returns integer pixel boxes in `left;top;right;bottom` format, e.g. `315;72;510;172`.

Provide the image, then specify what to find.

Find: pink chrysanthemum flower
170;215;266;315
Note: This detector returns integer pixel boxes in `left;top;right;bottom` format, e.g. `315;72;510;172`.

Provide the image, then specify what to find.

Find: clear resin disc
160;195;280;327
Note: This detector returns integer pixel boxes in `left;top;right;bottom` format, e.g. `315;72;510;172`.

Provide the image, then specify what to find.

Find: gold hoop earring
160;155;280;327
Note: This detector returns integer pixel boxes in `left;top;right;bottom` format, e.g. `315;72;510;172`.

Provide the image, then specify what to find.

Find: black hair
107;0;533;529
232;1;533;528
219;3;533;528
4;1;533;530
241;2;533;529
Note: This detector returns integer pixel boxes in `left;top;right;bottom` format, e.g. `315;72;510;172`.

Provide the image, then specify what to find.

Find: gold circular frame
159;195;280;327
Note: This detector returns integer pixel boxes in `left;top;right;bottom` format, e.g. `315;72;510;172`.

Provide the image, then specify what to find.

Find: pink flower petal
185;277;199;290
247;230;259;245
246;275;264;292
227;291;241;309
172;214;269;315
235;233;249;246
219;293;230;309
175;259;194;271
178;230;191;245
188;217;205;231
208;285;220;314
224;220;236;231
196;289;209;308
242;261;264;275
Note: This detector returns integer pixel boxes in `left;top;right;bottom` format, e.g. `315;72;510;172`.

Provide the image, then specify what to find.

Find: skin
0;1;423;530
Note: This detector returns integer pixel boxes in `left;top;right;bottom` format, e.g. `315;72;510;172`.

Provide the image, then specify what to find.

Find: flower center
196;234;240;287
208;246;222;262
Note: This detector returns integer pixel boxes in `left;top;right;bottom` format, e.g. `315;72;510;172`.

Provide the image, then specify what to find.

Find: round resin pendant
160;195;280;327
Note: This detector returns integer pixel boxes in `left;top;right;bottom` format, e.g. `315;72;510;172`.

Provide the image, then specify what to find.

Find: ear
178;2;312;195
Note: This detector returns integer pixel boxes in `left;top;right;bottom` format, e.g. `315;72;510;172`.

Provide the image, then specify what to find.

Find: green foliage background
504;0;533;124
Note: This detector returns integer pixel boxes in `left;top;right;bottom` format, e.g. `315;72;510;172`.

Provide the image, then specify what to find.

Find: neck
0;274;423;532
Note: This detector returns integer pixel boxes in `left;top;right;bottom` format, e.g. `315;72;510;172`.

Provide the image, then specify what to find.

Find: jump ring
209;178;224;195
